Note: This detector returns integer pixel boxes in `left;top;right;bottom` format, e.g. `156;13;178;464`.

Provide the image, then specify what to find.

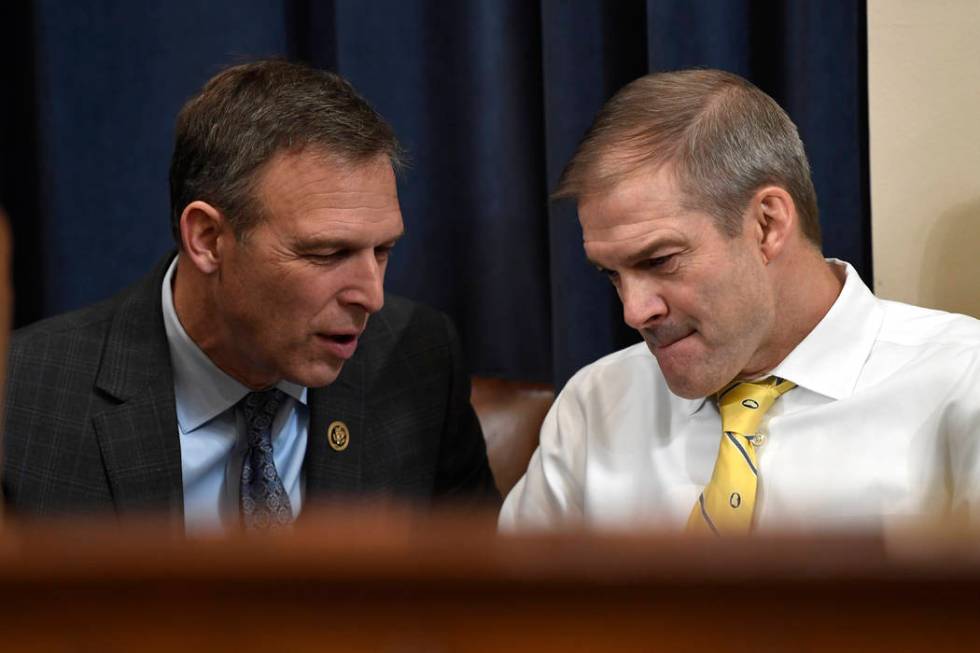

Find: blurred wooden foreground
1;505;979;652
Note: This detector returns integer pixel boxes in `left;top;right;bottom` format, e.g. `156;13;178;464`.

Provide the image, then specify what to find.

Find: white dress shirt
161;257;308;535
500;261;980;533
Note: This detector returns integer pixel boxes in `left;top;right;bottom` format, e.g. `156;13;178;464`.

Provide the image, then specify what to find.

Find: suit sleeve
432;313;501;507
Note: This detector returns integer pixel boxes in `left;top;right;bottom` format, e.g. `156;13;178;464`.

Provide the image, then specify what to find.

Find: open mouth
316;332;361;360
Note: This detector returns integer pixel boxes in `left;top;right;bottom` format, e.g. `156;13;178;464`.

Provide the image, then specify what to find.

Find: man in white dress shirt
500;69;980;533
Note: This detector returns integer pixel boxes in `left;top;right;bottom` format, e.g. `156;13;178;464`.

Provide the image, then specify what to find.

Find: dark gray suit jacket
2;256;499;521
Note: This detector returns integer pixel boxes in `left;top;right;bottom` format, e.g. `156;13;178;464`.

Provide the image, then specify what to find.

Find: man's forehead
261;147;395;186
578;163;687;236
257;151;398;209
245;148;404;249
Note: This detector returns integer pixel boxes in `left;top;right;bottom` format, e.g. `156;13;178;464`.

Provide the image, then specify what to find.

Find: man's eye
308;251;344;264
375;246;393;261
647;254;676;270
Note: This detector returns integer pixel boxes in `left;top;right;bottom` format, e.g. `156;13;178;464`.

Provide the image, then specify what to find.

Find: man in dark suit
2;60;498;532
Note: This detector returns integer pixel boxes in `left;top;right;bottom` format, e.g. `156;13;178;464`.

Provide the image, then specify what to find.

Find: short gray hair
554;69;821;245
169;59;404;246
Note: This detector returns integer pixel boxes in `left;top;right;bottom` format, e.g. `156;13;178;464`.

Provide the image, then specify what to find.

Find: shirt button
750;433;767;447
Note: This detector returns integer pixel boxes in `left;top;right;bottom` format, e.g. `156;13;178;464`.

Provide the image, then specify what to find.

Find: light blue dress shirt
161;257;308;534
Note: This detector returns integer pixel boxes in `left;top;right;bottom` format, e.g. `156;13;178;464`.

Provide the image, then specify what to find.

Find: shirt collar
680;259;881;414
161;256;307;434
769;259;882;401
677;394;710;416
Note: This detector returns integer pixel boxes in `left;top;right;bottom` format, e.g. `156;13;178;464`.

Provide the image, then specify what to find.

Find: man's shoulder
560;342;669;405
8;258;169;388
9;295;123;374
12;296;117;346
877;298;980;350
360;293;457;357
567;342;658;382
12;265;157;347
374;292;450;329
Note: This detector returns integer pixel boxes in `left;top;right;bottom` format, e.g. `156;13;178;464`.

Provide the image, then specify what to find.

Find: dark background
0;0;869;389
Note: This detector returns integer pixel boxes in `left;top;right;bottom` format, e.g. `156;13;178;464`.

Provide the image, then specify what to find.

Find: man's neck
744;251;844;380
172;257;277;391
779;253;844;351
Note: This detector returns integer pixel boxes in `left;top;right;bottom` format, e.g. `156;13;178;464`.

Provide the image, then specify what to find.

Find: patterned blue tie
239;389;293;530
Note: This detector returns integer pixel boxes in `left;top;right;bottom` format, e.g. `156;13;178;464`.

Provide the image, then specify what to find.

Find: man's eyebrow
291;230;406;252
625;238;684;264
290;237;352;253
585;236;685;269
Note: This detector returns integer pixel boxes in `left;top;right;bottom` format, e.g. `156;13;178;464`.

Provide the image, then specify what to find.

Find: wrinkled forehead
256;149;397;200
577;162;688;238
248;149;402;240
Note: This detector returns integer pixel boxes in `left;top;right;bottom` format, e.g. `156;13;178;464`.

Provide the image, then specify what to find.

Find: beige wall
867;0;980;317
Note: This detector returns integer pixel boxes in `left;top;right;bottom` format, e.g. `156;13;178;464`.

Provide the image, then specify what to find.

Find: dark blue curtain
0;0;869;389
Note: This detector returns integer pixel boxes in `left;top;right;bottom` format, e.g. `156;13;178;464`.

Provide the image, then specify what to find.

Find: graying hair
554;69;821;245
169;59;404;246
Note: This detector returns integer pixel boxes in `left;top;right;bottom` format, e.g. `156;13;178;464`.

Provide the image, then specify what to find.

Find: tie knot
240;389;286;446
716;376;795;435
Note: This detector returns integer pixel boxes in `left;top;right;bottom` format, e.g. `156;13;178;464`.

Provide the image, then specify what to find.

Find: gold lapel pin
327;420;350;452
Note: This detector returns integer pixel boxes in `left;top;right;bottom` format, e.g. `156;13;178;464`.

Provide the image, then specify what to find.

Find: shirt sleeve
945;353;980;523
498;378;588;530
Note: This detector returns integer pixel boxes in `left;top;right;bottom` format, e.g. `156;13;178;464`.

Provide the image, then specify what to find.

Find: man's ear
748;185;796;264
179;201;228;274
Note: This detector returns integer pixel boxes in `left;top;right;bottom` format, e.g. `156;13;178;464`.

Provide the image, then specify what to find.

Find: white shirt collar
769;259;882;400
676;394;709;416
681;259;881;414
161;256;307;434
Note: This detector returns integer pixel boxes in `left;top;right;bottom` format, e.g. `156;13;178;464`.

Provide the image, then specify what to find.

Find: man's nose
620;277;668;330
341;251;386;314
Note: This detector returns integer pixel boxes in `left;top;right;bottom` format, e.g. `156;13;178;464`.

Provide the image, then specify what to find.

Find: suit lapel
304;356;365;505
92;254;183;519
92;371;182;517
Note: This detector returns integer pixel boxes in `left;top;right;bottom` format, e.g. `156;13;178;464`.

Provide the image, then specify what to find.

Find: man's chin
660;365;742;399
662;376;711;400
288;361;345;389
653;353;724;399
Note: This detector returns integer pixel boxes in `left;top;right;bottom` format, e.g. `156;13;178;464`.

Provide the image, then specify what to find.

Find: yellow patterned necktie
687;376;796;535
